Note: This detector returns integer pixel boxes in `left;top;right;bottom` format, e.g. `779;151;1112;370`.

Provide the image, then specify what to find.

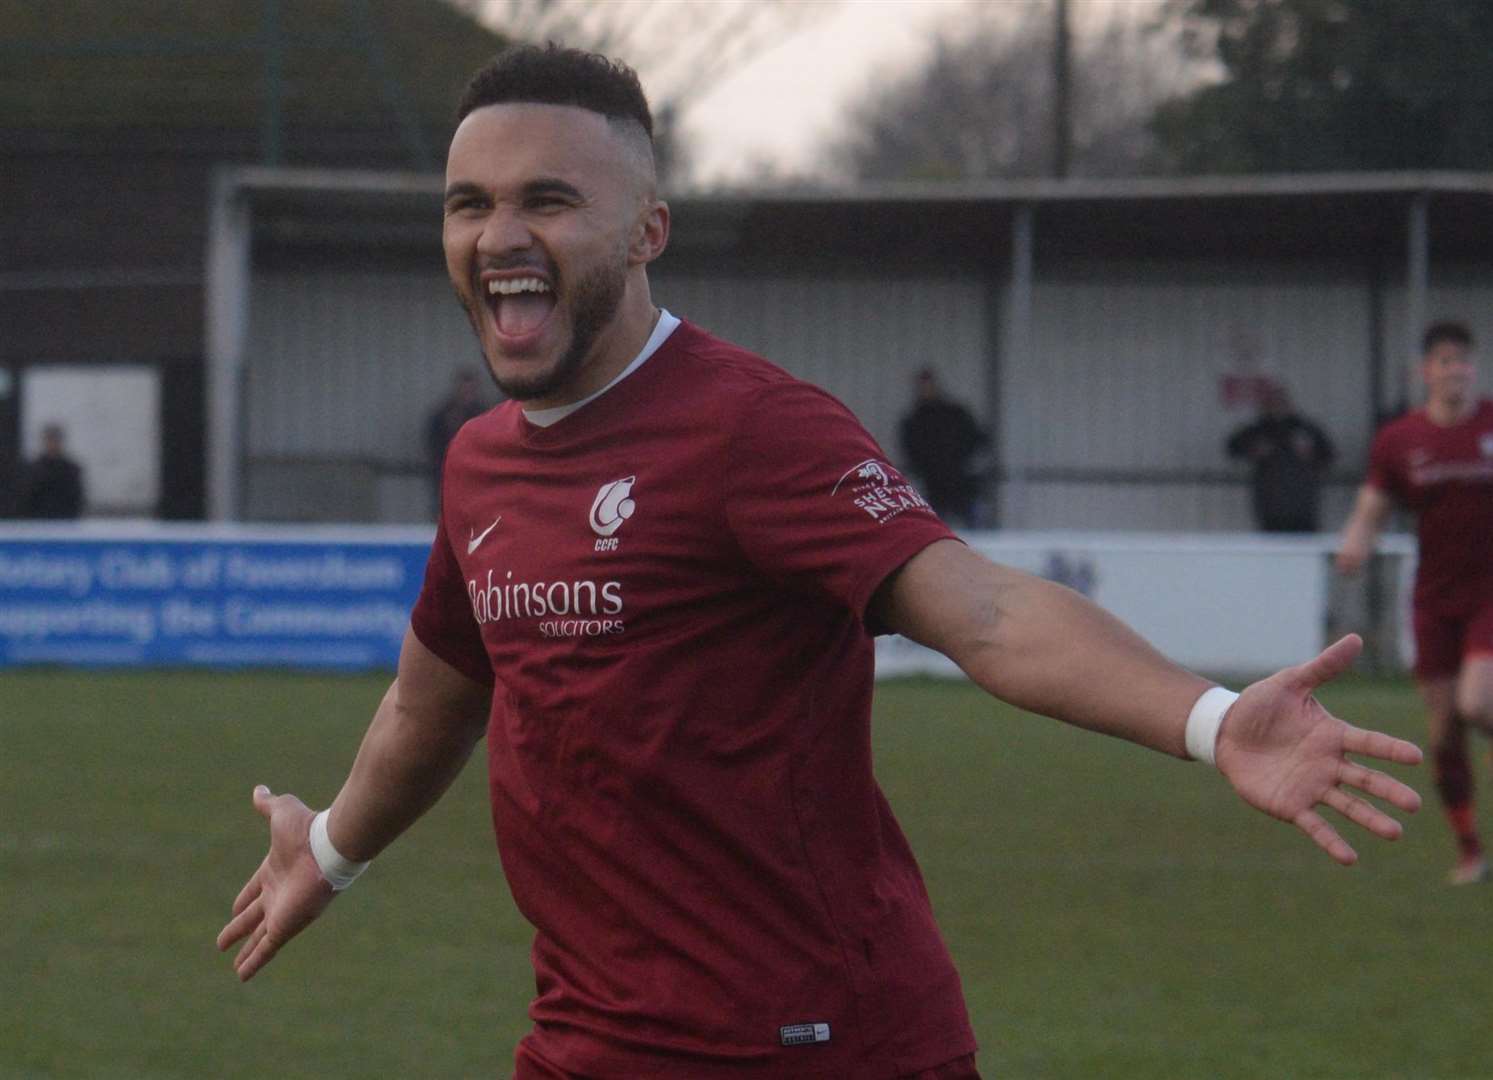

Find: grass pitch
0;669;1475;1078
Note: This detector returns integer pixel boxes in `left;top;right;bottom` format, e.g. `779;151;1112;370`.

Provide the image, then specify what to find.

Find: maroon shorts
902;1053;982;1079
513;1050;981;1079
1413;596;1493;679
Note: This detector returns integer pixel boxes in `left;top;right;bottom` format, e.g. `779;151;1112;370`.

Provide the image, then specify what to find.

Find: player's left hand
1215;634;1422;865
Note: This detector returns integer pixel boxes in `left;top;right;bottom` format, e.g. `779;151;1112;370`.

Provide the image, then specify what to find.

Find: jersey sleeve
1365;423;1403;499
724;378;958;621
409;514;495;686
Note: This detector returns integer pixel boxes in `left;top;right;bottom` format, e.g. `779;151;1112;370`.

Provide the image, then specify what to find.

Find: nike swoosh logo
466;516;501;555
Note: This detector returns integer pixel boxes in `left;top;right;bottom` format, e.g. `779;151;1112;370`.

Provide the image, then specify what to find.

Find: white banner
875;531;1400;679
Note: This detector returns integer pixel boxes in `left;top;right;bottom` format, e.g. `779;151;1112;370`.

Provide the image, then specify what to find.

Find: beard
469;255;628;404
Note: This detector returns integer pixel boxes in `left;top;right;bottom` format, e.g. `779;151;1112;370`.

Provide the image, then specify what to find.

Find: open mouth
484;275;556;346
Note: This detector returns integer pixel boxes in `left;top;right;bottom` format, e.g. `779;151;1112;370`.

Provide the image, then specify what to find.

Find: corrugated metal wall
242;266;993;522
649;271;990;467
242;258;1488;530
248;270;479;458
1382;272;1493;409
1003;261;1375;530
244;268;487;520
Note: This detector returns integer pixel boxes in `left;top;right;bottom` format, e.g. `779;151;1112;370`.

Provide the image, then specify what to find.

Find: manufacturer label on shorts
780;1022;831;1046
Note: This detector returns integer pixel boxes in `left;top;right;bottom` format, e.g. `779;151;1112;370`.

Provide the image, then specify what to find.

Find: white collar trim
522;309;680;428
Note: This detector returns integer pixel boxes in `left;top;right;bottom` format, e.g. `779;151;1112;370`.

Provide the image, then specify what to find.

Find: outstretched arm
216;627;492;981
875;540;1421;864
1335;484;1392;576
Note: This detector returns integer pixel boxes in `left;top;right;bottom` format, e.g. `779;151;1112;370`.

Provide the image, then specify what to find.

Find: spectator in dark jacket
22;423;84;519
425;370;488;516
1226;386;1335;532
899;368;990;527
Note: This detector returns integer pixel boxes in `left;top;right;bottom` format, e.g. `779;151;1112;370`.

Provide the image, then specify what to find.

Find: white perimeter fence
876;531;1415;680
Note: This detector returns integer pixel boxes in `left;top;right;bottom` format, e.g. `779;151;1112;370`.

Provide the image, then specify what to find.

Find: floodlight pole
1405;192;1429;405
1007;202;1036;528
259;0;284;166
1053;0;1071;179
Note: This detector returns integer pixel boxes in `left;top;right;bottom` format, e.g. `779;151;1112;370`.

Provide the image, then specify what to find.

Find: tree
832;2;1195;184
1153;0;1493;173
451;0;828;186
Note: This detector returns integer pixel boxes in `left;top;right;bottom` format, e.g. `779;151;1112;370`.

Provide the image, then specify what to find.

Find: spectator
21;423;84;519
425;369;487;515
899;368;990;527
1225;385;1335;532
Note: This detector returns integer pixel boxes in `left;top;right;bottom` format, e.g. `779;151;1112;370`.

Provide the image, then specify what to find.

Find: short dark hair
1423;320;1473;354
456;43;653;141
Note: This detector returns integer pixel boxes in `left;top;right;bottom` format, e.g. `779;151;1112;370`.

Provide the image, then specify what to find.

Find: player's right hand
216;785;335;982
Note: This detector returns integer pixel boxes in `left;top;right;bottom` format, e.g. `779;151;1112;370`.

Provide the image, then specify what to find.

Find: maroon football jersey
1367;399;1493;614
411;321;976;1077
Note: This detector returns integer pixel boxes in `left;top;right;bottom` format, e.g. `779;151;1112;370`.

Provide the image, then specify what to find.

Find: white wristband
309;809;370;891
1185;686;1240;766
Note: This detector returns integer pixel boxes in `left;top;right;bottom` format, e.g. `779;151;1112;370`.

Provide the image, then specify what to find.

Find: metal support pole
1406;192;1429;406
346;0;434;170
259;0;284;166
204;173;253;521
982;268;1004;529
1007;203;1035;528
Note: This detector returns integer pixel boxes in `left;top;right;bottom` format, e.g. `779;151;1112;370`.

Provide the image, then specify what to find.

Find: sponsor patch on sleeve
831;459;932;525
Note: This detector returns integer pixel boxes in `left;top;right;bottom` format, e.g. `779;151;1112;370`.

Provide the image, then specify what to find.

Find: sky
472;0;982;185
474;0;1177;188
678;0;970;185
